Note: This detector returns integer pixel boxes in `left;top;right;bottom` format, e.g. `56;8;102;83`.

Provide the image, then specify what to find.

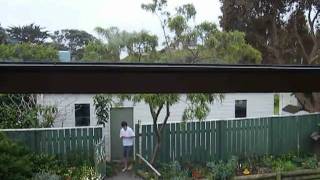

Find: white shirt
120;126;135;146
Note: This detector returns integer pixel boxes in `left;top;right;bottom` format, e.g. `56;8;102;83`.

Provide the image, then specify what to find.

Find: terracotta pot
192;170;202;179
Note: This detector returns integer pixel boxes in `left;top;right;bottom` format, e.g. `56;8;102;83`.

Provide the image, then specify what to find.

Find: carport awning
0;62;320;93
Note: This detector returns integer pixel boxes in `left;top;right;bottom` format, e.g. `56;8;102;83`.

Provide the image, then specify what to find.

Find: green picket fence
1;126;103;164
135;114;320;163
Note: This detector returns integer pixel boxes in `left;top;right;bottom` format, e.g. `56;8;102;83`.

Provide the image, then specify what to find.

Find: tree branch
160;102;170;133
294;14;309;63
311;10;320;33
308;5;314;35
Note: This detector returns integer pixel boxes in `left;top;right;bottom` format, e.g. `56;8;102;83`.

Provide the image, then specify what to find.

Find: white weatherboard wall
128;93;274;124
37;94;111;160
37;93;287;160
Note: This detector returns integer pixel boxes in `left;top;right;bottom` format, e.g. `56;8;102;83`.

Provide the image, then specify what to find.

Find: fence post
268;118;274;155
135;121;141;160
217;120;227;160
34;130;39;154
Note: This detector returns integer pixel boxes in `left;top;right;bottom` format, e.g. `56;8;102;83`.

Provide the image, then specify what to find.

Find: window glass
235;100;247;118
75;104;90;126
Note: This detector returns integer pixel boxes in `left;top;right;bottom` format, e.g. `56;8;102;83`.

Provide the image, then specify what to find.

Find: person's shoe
122;168;127;172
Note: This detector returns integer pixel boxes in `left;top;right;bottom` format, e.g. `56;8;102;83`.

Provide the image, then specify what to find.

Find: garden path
108;171;142;180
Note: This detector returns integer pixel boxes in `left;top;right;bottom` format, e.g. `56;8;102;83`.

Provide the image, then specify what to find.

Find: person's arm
120;129;124;138
129;128;135;138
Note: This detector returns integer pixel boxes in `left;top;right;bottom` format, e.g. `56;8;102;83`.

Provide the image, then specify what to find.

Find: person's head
121;121;128;130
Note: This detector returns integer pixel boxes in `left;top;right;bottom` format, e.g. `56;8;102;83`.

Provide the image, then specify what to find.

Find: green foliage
6;23;49;44
0;94;57;128
207;156;238;180
141;0;171;48
51;29;96;60
272;160;297;172
206;31;262;64
93;94;114;125
168;15;188;38
94;26;128;60
0;43;58;61
0;132;33;180
159;161;189;180
176;4;197;21
125;31;158;62
30;154;65;175
82;41;119;62
220;0;320;64
183;94;224;121
262;155;297;172
0;24;7;44
30;153;98;179
37;106;58;128
141;1;261;64
64;165;100;180
301;156;318;169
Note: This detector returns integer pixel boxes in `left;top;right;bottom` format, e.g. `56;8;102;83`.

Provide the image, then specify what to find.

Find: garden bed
134;153;320;180
234;168;320;179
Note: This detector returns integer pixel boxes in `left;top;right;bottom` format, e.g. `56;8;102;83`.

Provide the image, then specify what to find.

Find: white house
37;93;302;160
37;93;301;126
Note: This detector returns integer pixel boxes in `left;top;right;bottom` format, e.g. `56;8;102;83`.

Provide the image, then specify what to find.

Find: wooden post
135;120;141;162
268;118;274;155
217;120;227;160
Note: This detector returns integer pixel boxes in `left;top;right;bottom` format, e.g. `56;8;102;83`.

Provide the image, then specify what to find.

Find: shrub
0;132;33;180
64;165;100;180
262;155;297;172
30;154;66;176
274;160;296;172
159;161;189;180
207;156;238;180
302;156;318;169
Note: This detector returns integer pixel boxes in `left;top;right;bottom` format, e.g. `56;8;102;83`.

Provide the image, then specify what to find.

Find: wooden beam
0;62;320;93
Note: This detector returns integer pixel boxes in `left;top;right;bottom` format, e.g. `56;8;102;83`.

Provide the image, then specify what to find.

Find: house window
75;104;90;126
235;100;247;118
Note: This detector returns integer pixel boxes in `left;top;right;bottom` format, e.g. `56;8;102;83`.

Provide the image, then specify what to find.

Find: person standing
120;121;135;172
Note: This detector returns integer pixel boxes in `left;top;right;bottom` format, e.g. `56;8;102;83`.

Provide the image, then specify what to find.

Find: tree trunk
149;102;170;164
295;93;320;113
150;128;161;164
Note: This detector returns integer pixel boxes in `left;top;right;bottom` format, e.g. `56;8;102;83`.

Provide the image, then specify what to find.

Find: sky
0;0;222;39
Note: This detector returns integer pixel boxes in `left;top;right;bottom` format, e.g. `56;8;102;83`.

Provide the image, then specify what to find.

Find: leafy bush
272;160;297;172
30;154;66;175
64;165;100;180
0;132;33;180
302;156;318;169
159;161;189;180
207;156;238;180
0;94;58;129
262;155;297;172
